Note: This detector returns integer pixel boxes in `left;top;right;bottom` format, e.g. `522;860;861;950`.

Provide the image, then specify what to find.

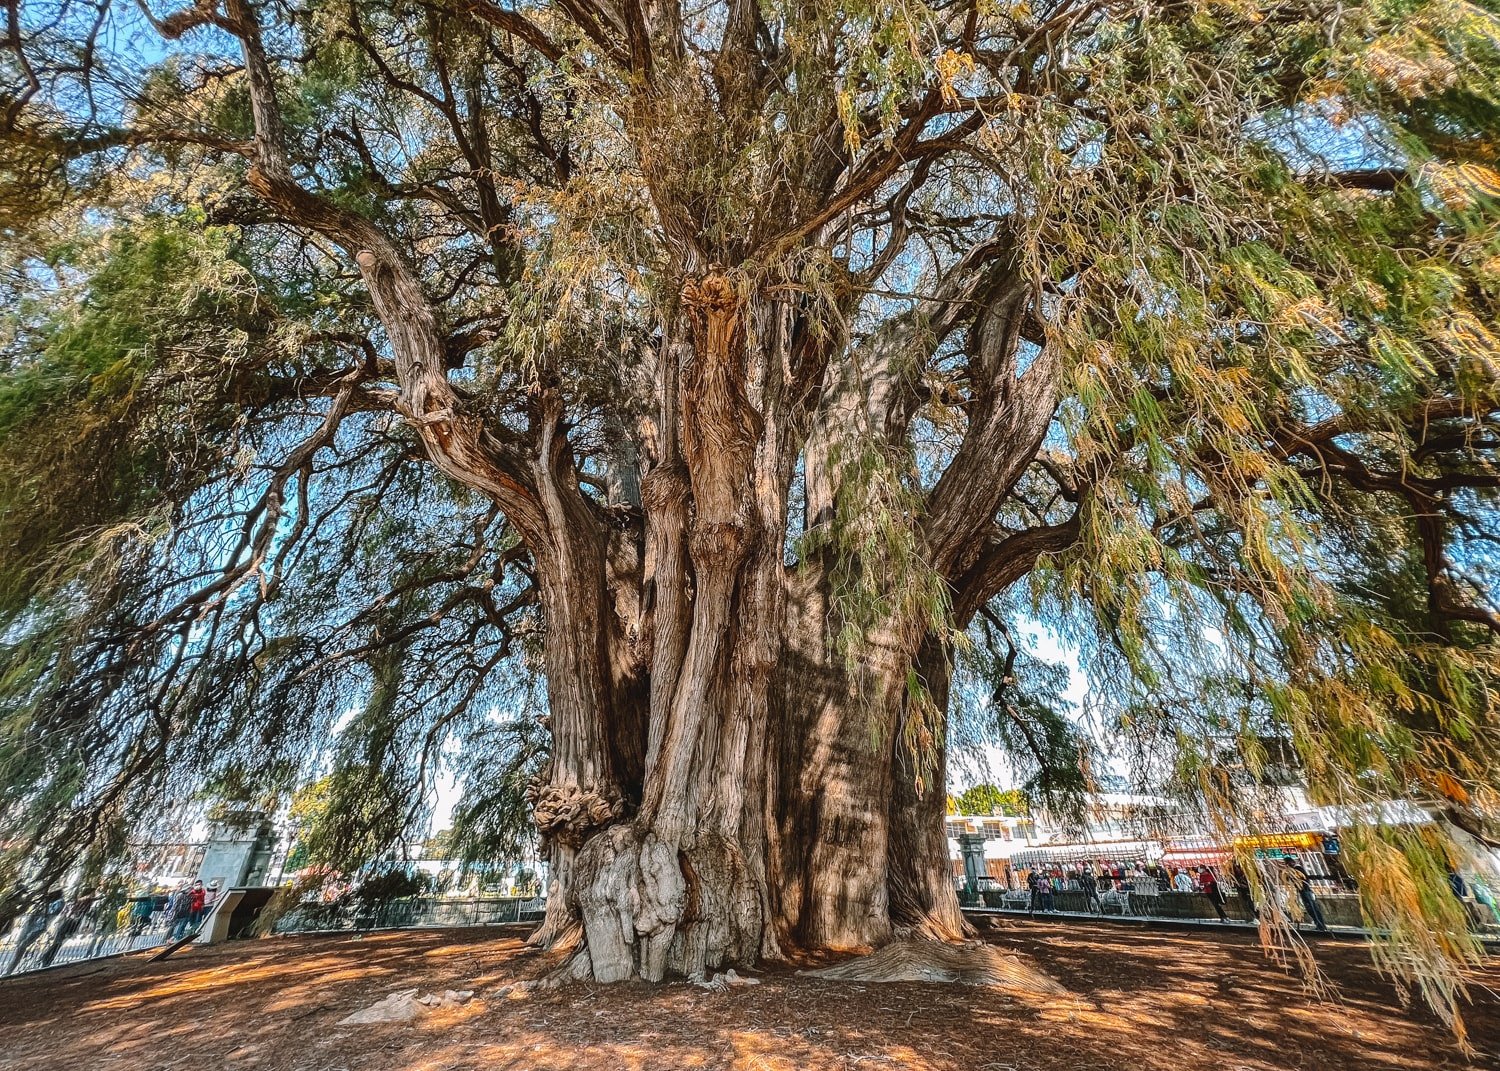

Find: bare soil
1;919;1496;1070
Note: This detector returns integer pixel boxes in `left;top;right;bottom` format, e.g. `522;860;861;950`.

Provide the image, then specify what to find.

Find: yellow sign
1232;832;1322;851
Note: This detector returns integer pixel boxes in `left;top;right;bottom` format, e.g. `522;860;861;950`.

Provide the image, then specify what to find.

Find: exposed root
572;824;764;983
524;917;582;954
520;948;595;992
497;948;596;997
890;914;975;943
799;938;1067;995
511;921;594;994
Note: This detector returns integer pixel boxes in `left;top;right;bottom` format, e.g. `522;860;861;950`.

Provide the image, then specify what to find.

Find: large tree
2;0;1498;1024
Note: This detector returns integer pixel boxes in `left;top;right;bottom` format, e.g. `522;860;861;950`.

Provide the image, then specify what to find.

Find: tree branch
220;0;552;544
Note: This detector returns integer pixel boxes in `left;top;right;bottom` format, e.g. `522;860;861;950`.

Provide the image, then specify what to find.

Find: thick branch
952;515;1083;624
221;0;551;543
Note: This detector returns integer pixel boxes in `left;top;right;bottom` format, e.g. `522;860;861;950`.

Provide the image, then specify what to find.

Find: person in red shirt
187;880;207;930
1198;866;1229;922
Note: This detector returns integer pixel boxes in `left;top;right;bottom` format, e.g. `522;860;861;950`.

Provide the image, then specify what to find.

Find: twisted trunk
521;278;969;982
538;557;957;980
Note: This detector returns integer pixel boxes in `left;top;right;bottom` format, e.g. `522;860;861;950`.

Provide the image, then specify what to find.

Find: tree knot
680;271;743;370
680;270;738;315
527;782;625;847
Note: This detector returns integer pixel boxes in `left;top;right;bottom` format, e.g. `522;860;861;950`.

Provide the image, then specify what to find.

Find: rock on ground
338;987;474;1024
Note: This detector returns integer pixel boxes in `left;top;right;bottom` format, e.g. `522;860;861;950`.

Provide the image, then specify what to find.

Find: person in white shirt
1173;869;1195;893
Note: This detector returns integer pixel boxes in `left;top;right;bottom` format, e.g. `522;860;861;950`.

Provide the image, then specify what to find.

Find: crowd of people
0;877;221;976
123;879;220;938
1017;855;1342;931
1009;851;1500;933
1021;860;1237;902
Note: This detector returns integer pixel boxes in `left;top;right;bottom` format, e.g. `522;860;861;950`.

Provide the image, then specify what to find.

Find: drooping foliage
0;0;1497;1033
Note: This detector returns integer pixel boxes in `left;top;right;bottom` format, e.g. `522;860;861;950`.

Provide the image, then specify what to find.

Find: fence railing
0;894;547;979
0;919;177;978
269;895;547;934
959;885;1500;935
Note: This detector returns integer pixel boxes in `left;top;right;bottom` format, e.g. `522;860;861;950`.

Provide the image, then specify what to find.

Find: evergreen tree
1;0;1497;1033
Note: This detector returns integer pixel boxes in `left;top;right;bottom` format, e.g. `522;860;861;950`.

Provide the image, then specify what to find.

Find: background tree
421;827;457;862
954;785;1029;817
283;778;333;873
1;0;1498;1034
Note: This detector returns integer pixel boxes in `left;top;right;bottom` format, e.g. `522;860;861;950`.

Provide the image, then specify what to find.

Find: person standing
168;885;191;939
1173;868;1195;893
1038;870;1062;912
1281;857;1330;933
187;880;207;932
1026;869;1042;916
1231;860;1258;920
128;892;155;937
1079;866;1102;914
1199;867;1229;922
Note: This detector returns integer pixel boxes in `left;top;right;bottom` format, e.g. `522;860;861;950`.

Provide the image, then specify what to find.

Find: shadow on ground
0;920;1495;1070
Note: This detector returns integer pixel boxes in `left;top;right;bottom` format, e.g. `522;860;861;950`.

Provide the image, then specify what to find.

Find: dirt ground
1;919;1497;1071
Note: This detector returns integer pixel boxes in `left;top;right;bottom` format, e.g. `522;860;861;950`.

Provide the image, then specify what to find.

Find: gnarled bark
523;277;983;982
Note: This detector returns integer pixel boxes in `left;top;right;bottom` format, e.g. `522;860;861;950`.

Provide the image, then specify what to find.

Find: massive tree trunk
516;277;982;983
546;558;956;982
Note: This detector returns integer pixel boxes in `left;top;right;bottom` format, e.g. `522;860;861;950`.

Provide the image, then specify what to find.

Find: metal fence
268;895;548;934
0;894;547;979
0;917;176;978
959;884;1500;936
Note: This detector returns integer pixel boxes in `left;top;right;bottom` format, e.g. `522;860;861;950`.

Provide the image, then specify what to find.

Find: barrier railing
0;920;176;978
268;895;547;934
0;894;546;978
960;886;1500;935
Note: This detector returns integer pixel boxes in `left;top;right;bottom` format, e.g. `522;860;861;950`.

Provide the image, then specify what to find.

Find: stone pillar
958;833;987;901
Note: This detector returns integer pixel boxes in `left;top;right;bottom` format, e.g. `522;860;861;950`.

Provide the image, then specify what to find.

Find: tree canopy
952;784;1029;817
1;0;1498;1033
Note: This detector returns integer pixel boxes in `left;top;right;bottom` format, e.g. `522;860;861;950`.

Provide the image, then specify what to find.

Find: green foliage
288;646;427;873
447;713;549;873
953;783;1029;816
798;440;952;782
953;612;1092;819
351;867;432;906
800;442;950;660
0;219;257;612
420;827;457;861
283;777;335;872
